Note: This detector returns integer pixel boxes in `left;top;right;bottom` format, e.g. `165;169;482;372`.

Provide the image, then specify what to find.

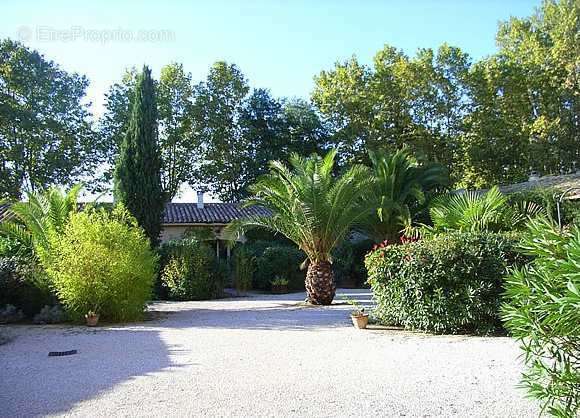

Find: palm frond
226;150;369;263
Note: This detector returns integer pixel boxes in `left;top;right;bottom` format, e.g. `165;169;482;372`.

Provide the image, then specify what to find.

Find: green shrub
502;219;580;417
47;206;157;322
0;257;53;318
366;232;523;334
244;242;304;290
233;247;255;295
159;238;223;300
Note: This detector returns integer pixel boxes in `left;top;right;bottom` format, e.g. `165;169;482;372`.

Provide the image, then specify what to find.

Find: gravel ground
0;289;539;417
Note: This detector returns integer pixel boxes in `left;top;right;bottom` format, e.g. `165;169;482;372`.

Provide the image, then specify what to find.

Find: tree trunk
305;261;335;305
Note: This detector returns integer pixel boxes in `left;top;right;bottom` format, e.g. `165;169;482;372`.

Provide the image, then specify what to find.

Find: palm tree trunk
305;261;335;305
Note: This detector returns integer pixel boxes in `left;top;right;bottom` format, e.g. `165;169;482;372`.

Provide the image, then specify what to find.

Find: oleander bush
159;238;223;300
502;219;580;417
366;232;524;334
47;206;157;322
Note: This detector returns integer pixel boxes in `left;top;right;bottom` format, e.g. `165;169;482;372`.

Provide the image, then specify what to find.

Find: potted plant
343;297;369;329
271;276;289;294
350;307;369;329
85;310;99;327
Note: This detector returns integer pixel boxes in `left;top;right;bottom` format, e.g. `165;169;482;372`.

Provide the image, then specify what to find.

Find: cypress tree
114;65;164;246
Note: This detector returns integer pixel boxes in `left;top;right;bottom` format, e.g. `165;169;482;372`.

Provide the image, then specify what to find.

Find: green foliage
0;40;98;199
502;219;580;417
47;206;157;322
249;243;304;290
101;64;197;199
190;63;330;202
332;238;373;287
233;247;255;295
361;147;449;242
114;65;165;246
0;185;82;261
0;257;53;318
424;186;544;234
271;276;289;286
312;0;579;187
227;150;370;265
507;187;580;227
159;238;223;300
366;232;524;334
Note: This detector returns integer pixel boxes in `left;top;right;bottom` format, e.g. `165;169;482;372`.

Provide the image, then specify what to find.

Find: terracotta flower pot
85;315;99;327
271;284;289;294
351;314;369;329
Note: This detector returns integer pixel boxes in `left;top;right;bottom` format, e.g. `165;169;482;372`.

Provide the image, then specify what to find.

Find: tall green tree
114;66;164;246
227;150;370;305
101;63;196;199
461;0;579;187
0;39;98;199
312;44;472;174
190;61;250;201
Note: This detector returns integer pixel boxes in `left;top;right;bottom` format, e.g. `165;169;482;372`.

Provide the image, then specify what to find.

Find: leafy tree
361;147;449;243
281;99;329;157
190;61;251;201
0;39;98;199
226;150;371;305
312;44;472;171
114;66;164;246
101;63;196;199
97;68;138;189
157;63;196;198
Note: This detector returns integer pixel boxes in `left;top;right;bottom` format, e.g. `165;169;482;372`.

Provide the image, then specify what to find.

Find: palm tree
361;147;448;243
426;186;544;233
226;150;370;305
0;184;82;260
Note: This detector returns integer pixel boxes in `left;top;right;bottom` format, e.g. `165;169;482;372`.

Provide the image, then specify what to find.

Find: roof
499;173;580;198
0;202;269;225
162;202;270;225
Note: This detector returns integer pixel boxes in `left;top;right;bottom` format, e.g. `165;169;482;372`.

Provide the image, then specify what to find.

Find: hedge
366;232;525;334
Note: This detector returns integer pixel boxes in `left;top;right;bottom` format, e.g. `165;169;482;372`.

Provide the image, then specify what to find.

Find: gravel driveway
0;289;539;417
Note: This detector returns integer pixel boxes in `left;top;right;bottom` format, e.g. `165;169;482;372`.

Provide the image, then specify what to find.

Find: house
161;191;269;258
0;191;268;259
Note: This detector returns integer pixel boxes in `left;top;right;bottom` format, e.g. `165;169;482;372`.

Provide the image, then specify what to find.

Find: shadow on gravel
158;291;376;331
0;327;176;417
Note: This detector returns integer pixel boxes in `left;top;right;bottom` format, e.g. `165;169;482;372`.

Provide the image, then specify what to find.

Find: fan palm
226;150;370;305
427;186;544;233
0;184;82;260
361;147;448;243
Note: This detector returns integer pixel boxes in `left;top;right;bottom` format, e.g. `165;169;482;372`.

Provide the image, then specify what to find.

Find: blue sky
3;0;541;116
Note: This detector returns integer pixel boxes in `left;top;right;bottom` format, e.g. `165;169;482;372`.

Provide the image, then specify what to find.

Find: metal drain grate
48;350;77;357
